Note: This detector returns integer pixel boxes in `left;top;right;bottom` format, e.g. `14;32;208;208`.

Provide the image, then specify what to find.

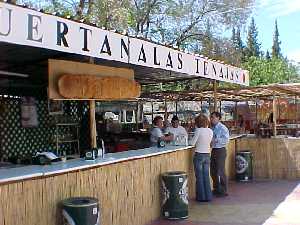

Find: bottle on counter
61;151;67;162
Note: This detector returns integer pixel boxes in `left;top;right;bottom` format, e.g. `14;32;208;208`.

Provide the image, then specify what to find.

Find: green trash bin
236;151;253;181
61;197;99;225
161;171;188;220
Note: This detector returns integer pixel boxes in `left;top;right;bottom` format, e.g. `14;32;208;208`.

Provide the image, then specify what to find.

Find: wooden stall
142;83;300;136
0;2;248;225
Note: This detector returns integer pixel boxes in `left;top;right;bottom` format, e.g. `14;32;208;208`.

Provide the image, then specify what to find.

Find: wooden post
89;57;97;148
273;95;277;137
295;96;297;123
151;100;154;122
278;98;281;121
235;101;238;127
200;100;202;112
213;80;218;112
136;101;139;131
255;98;258;127
164;99;168;119
89;100;97;148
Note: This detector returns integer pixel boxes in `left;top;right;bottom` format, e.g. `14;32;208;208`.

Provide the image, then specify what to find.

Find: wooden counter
0;140;237;225
0;146;194;225
236;137;300;179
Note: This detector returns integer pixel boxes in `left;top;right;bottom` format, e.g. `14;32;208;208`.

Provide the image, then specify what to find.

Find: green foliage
245;17;261;58
242;56;299;86
272;20;282;58
265;50;271;60
230;27;245;65
89;0;131;30
200;20;214;57
18;0;255;49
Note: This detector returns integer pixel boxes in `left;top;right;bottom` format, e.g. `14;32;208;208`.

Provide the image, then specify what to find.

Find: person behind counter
165;115;188;141
210;111;230;197
150;116;174;146
190;114;213;202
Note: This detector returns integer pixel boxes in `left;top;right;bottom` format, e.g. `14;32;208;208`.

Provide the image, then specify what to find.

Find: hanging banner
0;2;249;86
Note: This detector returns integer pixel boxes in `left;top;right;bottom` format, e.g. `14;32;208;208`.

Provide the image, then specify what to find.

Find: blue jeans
193;153;212;201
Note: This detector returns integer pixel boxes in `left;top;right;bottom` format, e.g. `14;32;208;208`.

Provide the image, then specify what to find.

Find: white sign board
0;2;249;86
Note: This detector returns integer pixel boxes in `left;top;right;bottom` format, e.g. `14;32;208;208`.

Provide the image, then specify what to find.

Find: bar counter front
0;145;194;225
236;136;300;179
0;137;240;225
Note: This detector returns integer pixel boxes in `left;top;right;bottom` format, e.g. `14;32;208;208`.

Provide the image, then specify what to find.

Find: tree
245;17;261;58
200;20;214;58
128;0;164;37
272;20;282;58
154;0;255;48
230;27;245;65
235;28;244;51
242;56;299;86
18;0;255;50
265;50;271;60
90;0;131;30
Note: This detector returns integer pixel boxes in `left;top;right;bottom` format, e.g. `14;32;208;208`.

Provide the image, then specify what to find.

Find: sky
253;0;300;62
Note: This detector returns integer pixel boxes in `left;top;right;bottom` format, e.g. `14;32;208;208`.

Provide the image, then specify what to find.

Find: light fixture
0;70;29;78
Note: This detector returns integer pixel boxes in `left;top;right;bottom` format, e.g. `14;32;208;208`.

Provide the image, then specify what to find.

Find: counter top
242;135;300;140
229;134;247;139
0;145;193;184
0;136;245;184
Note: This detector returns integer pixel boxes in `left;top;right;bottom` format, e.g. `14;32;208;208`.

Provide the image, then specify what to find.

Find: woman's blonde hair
195;114;210;128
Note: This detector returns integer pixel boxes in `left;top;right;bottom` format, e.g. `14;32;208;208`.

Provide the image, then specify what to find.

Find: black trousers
210;147;227;194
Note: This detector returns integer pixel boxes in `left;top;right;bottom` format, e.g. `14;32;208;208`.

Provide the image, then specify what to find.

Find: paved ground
148;180;299;225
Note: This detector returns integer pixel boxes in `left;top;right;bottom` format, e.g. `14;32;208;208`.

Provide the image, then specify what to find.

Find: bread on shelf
58;74;141;100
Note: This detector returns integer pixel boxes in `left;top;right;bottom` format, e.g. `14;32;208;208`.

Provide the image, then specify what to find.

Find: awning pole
273;95;277;137
89;57;97;148
164;98;168;119
295;96;297;123
255;98;258;128
235;101;238;127
213;80;218;112
89;100;97;148
136;100;139;131
151;100;154;122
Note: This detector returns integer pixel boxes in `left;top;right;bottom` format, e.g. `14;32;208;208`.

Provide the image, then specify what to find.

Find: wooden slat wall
236;138;300;179
0;142;236;225
226;139;236;180
0;150;193;225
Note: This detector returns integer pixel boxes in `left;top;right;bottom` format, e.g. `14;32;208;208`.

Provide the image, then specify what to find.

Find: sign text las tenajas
0;2;249;86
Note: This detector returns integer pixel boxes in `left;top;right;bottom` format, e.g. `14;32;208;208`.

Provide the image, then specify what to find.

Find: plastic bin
161;171;188;220
61;197;99;225
236;151;253;181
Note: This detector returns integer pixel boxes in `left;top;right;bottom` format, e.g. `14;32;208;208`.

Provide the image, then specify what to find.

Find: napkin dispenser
85;148;98;160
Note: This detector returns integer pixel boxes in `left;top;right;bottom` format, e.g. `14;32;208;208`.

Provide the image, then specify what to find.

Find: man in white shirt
150;116;173;146
165;116;188;141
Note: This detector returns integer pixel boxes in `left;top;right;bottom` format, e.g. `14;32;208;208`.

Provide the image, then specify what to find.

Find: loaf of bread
58;75;141;100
